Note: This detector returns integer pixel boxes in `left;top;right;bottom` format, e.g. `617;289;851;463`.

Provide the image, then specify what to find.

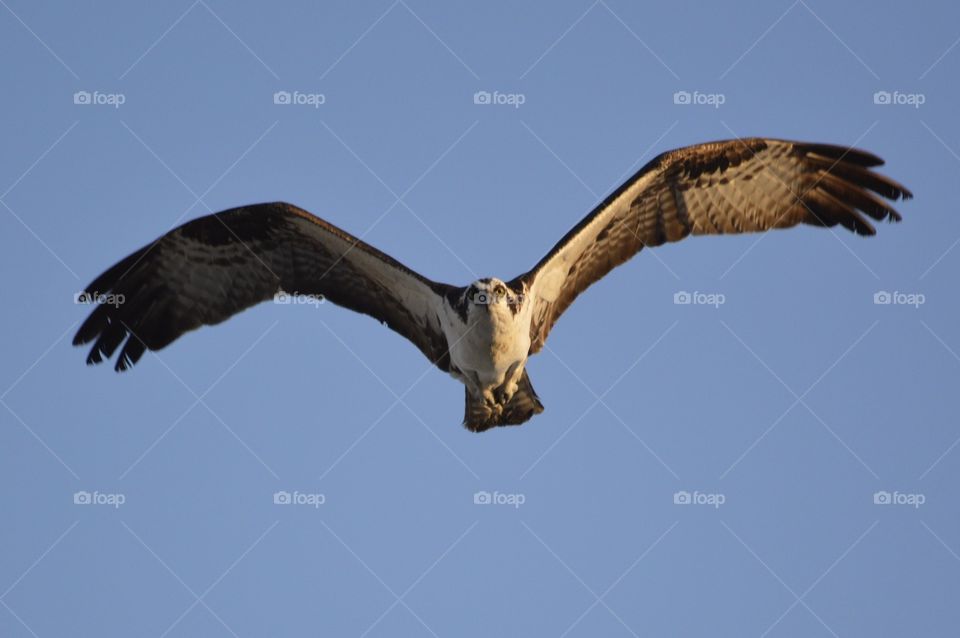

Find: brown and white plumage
513;138;912;354
73;203;455;372
75;138;911;431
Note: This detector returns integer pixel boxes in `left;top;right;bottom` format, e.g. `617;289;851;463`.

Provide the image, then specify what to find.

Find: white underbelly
445;307;529;389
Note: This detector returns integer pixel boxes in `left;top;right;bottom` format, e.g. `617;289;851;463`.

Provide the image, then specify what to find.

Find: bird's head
464;278;520;312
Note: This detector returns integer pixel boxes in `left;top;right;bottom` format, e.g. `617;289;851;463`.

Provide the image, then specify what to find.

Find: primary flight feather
74;138;912;431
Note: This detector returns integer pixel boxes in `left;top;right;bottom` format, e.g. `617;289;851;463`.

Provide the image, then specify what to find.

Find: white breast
442;300;531;391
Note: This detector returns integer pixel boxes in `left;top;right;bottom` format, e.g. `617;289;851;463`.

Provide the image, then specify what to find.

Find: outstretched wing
513;138;912;353
74;202;455;371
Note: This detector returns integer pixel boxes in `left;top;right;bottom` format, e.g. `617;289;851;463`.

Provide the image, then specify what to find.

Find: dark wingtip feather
799;142;885;167
74;242;157;369
85;349;103;366
74;301;111;346
853;219;877;236
115;333;147;372
803;150;912;229
817;171;906;226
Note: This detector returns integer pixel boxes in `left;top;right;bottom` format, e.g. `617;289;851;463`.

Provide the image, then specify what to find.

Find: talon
482;389;497;407
494;386;515;405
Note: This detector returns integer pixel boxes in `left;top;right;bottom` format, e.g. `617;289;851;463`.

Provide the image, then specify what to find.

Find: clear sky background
1;1;958;636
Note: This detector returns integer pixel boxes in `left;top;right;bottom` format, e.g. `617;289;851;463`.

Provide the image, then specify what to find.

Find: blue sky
1;0;958;636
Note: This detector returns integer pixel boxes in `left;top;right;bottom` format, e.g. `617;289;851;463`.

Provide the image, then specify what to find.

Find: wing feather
74;202;455;371
514;138;912;353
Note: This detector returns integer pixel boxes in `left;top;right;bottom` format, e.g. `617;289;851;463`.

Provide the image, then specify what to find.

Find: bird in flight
75;138;911;431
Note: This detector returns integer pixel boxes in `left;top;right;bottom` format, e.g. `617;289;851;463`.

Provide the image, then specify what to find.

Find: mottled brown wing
74;202;455;371
514;138;912;353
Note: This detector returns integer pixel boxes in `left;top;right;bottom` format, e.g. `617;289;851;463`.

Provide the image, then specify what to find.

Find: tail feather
463;370;544;432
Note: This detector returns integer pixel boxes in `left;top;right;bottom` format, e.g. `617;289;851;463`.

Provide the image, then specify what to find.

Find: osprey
75;138;911;431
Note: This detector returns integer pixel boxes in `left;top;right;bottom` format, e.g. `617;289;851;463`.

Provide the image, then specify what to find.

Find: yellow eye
494;285;506;297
